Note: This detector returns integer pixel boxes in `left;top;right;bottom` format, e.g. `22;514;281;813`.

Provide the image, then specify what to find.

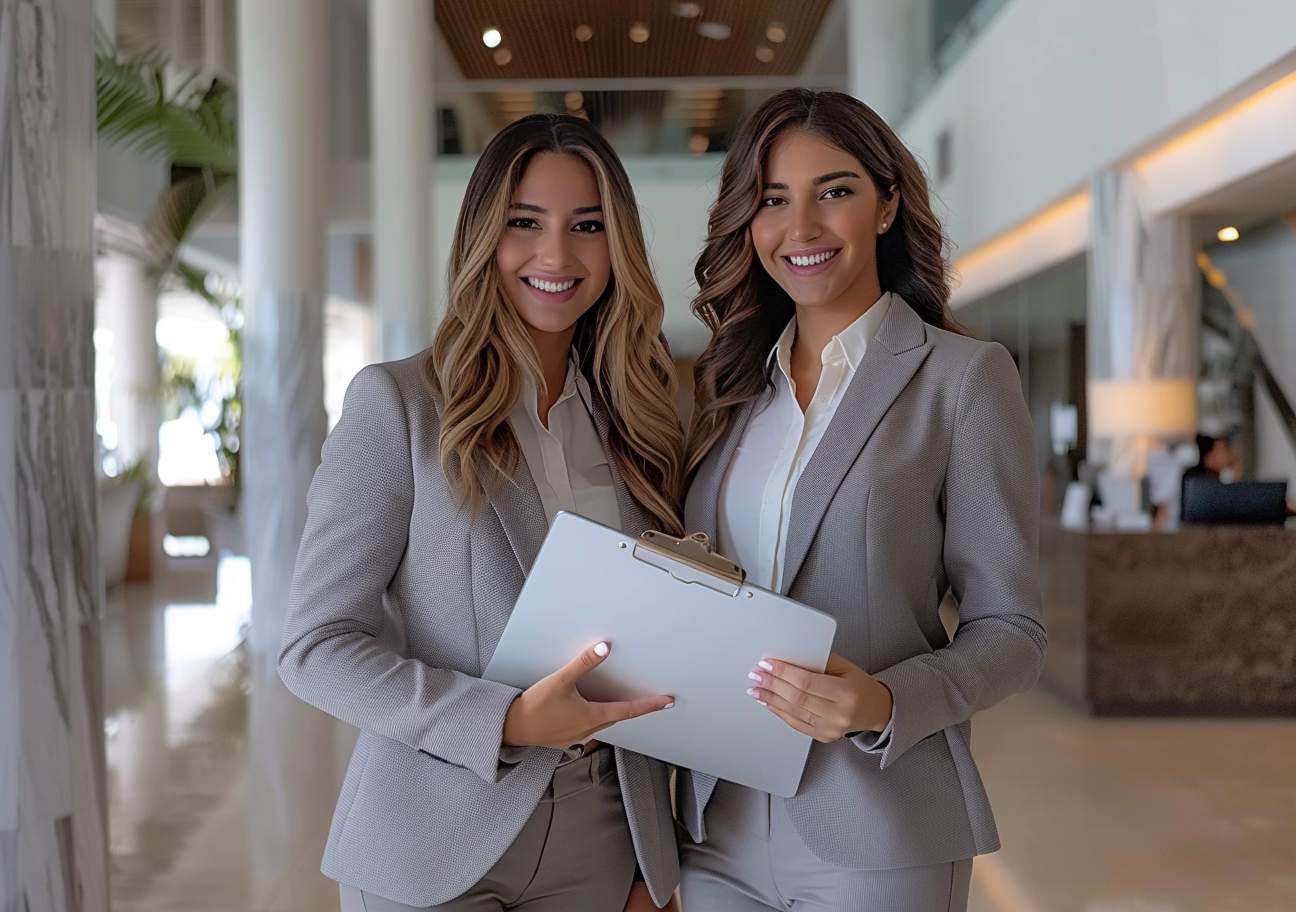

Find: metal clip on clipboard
632;530;746;597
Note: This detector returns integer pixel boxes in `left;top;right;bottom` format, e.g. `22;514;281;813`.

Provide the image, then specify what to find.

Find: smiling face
495;151;612;344
750;130;899;323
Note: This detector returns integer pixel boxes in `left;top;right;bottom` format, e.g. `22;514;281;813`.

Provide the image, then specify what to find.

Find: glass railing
432;78;847;158
900;0;1012;121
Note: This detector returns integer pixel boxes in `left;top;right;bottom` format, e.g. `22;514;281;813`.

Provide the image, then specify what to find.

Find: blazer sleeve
277;363;525;784
866;342;1047;767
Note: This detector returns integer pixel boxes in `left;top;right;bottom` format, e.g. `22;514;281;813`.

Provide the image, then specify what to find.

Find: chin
519;311;584;336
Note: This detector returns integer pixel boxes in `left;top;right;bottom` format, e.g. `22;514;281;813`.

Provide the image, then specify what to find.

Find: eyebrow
509;203;604;216
762;171;863;190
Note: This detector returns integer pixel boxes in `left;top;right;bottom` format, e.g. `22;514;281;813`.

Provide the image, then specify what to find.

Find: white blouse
508;354;622;531
717;293;892;591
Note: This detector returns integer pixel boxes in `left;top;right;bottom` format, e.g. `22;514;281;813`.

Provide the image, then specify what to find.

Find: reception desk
1039;519;1296;715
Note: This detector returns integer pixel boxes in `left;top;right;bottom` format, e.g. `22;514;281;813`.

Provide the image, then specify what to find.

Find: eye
758;196;786;208
572;220;605;234
506;216;539;229
821;186;852;200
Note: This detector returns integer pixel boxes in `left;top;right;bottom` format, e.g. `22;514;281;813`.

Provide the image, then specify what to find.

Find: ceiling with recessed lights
434;0;834;79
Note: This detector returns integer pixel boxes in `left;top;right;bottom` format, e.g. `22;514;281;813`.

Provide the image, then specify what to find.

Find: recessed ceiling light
697;21;731;41
767;23;786;43
1217;226;1240;242
564;91;584;111
688;134;710;154
493;48;512;66
755;45;774;63
629;22;650;43
673;2;703;16
482;28;502;48
574;23;593;41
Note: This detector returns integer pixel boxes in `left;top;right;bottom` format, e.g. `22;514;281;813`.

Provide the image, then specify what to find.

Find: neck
527;324;577;423
790;286;884;369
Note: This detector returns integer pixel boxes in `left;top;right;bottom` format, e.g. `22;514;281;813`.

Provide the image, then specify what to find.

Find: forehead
763;131;864;179
514;152;602;205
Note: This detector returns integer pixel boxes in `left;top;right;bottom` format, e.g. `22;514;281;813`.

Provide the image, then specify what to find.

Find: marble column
1087;169;1200;474
370;0;435;360
237;0;341;904
0;0;109;911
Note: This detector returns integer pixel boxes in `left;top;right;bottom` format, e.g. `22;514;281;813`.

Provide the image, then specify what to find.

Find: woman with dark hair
678;89;1047;910
279;114;683;911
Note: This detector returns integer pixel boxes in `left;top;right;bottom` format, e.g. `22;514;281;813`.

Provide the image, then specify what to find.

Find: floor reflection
104;554;351;912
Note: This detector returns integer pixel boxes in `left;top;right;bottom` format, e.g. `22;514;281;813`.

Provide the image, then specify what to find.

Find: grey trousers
339;746;637;912
680;779;972;912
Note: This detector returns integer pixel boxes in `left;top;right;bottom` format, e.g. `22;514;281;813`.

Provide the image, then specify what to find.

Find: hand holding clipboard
484;512;837;797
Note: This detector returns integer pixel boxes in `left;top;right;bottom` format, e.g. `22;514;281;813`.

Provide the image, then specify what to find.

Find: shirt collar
771;291;893;380
517;351;584;427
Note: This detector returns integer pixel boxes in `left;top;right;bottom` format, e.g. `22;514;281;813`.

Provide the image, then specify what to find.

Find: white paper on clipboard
482;510;838;797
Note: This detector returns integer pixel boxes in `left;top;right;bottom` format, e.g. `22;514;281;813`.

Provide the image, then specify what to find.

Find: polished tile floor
104;557;1296;912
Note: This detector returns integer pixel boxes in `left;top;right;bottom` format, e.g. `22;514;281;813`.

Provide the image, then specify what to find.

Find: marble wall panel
2;390;107;912
0;394;18;836
0;0;107;909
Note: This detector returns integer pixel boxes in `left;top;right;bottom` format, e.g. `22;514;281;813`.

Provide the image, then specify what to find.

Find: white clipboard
482;511;837;797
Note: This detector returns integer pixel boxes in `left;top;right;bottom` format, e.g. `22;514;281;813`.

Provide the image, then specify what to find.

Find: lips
521;275;582;303
781;247;841;277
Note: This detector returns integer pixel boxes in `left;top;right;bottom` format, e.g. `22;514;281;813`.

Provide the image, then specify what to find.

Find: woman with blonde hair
677;89;1046;911
280;113;684;911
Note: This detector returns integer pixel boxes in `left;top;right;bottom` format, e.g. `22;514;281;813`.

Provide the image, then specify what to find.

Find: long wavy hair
424;114;684;536
686;89;966;478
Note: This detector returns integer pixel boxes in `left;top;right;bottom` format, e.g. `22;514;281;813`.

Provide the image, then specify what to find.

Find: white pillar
237;0;337;903
1;0;110;909
371;0;435;360
98;249;159;469
202;0;226;76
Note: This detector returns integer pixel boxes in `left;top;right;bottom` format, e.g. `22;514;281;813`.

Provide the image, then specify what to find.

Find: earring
880;222;888;231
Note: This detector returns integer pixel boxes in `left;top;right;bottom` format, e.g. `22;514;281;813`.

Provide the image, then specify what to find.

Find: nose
535;228;570;270
788;199;821;243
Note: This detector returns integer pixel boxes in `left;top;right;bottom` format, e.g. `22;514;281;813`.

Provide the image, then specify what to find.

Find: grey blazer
677;297;1047;869
278;353;679;907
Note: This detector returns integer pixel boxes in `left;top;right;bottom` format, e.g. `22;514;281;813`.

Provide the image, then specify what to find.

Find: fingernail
594;642;609;657
747;672;762;683
746;687;760;698
664;701;675;709
758;660;774;673
757;700;768;707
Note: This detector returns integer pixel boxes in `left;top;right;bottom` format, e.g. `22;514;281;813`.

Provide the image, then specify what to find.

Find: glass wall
955;254;1088;515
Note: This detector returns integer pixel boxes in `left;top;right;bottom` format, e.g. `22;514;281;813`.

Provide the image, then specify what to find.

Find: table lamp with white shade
1087;377;1198;528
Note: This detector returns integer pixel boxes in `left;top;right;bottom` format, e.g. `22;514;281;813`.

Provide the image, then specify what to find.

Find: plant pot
125;510;152;582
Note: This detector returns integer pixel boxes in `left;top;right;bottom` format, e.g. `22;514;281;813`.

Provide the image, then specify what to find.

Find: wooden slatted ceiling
435;0;834;80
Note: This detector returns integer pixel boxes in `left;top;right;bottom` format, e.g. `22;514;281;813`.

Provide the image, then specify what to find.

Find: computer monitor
1181;475;1288;526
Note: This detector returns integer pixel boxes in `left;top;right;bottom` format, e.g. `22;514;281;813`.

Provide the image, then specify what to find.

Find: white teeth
525;277;577;293
788;250;838;267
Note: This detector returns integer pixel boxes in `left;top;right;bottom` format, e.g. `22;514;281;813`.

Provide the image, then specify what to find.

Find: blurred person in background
278;114;685;911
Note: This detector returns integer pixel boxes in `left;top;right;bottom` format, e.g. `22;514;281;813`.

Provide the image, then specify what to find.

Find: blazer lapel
684;398;757;549
779;298;933;594
478;400;547;576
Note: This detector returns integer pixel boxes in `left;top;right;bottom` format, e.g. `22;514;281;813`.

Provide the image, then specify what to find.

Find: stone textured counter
1039;521;1296;714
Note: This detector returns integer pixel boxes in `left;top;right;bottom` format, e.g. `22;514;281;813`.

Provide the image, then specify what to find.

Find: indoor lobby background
4;1;1296;911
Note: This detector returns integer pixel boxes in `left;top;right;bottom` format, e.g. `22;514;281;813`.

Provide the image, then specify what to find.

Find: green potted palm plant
96;34;243;570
